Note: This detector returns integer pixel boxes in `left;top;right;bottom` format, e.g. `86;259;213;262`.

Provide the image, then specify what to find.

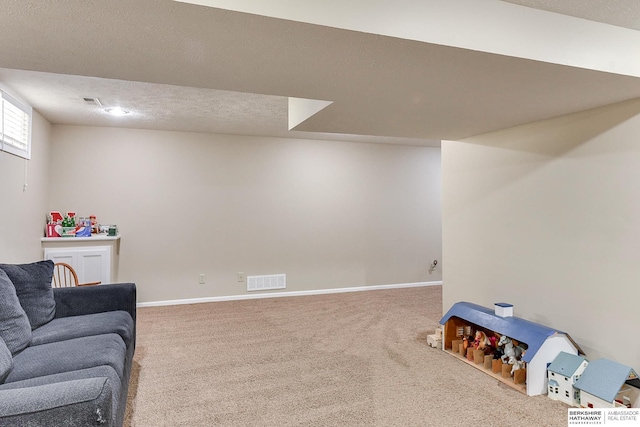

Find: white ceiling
1;0;640;147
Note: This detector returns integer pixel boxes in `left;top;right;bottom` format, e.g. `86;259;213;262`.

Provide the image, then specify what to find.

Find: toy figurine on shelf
491;334;504;360
511;356;526;376
493;334;506;360
463;335;470;352
476;333;496;356
462;333;475;361
90;215;98;234
60;215;77;237
498;335;525;365
75;217;92;237
473;330;488;350
484;335;498;355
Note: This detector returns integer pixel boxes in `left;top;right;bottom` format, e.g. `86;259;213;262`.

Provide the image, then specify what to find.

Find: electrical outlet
237;272;245;282
198;274;206;284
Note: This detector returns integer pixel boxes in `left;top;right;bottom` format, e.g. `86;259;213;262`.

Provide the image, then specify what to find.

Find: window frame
0;88;32;160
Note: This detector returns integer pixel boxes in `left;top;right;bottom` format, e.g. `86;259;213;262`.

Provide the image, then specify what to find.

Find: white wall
442;97;640;369
0;111;51;262
49;126;441;303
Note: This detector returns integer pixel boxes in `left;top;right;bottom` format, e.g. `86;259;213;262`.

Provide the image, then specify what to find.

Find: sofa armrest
53;283;136;323
0;377;113;427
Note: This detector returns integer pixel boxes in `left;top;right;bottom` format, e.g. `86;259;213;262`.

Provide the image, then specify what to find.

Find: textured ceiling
0;69;290;136
0;0;639;146
502;0;640;31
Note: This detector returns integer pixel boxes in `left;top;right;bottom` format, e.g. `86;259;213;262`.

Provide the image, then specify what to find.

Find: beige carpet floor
125;286;568;426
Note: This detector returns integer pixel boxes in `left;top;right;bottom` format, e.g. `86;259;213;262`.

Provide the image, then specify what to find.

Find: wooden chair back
52;262;79;288
52;263;102;288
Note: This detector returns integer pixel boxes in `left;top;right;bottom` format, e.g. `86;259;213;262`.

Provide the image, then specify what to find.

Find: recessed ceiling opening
82;97;102;107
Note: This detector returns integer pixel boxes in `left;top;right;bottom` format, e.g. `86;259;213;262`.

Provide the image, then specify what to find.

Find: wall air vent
247;274;286;292
82;97;103;107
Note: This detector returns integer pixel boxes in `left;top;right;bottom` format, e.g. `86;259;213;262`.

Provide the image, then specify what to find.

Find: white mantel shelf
41;234;121;242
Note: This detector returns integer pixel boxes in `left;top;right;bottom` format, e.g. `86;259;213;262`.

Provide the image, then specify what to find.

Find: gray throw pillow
0;335;13;383
0;260;56;329
0;269;32;355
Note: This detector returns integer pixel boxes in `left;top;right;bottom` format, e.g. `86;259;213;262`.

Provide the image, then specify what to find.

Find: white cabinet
44;246;111;284
41;235;120;284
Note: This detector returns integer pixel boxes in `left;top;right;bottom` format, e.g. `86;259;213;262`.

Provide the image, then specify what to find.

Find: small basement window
0;89;32;159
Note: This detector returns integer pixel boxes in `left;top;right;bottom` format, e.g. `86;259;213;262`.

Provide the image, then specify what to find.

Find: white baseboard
137;280;442;308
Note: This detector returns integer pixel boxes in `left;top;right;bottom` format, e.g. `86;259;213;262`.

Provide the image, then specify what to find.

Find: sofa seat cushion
31;311;134;350
0;337;12;383
0;376;114;427
0;365;121;425
6;333;126;384
0;261;56;330
0;270;32;356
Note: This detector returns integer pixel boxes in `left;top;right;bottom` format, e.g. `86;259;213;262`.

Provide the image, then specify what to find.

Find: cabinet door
43;249;77;267
76;247;110;284
44;246;111;284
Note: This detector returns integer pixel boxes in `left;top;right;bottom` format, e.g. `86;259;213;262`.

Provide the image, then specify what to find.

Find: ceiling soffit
0;1;640;142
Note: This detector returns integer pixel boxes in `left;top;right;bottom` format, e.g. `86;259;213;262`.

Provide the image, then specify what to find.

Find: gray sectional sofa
0;260;136;427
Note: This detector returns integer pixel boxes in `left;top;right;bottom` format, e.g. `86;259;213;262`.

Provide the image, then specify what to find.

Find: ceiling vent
82;97;103;107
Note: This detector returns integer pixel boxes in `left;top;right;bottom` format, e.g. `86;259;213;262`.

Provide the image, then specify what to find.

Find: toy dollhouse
547;351;588;406
574;359;639;408
547;353;640;408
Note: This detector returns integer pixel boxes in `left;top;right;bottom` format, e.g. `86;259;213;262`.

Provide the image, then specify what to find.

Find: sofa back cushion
0;335;13;383
0;261;56;329
0;270;32;355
